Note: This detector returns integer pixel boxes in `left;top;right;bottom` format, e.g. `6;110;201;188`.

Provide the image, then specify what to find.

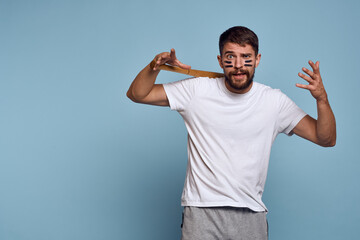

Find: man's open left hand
296;60;327;102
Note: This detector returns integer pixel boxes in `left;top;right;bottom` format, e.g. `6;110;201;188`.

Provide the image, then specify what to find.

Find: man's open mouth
232;72;247;78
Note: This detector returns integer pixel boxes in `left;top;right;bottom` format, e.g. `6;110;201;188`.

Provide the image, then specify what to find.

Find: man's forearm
316;96;336;147
127;63;160;101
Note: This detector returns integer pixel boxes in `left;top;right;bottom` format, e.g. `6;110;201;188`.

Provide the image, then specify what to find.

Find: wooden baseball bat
150;60;224;78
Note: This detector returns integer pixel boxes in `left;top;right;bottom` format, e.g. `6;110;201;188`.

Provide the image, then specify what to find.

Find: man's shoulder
254;82;283;94
254;81;274;90
253;82;288;101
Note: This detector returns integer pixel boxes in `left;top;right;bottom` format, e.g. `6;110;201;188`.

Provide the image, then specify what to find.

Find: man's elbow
319;137;336;147
126;89;138;103
327;138;336;147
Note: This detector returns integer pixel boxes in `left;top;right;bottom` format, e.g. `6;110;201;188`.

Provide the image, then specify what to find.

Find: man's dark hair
219;26;259;56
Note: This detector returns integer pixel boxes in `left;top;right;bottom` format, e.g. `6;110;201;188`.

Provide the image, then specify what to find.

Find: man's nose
234;58;243;69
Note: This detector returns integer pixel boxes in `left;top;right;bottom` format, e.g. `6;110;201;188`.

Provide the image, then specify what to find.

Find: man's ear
217;55;224;69
255;53;261;68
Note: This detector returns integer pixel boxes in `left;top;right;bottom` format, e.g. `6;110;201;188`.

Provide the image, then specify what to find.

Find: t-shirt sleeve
276;90;307;135
163;77;199;112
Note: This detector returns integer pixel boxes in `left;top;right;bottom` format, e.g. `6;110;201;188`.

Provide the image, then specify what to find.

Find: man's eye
227;55;233;59
244;55;250;58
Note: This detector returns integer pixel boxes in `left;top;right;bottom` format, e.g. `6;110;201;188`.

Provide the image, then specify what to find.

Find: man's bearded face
218;42;260;93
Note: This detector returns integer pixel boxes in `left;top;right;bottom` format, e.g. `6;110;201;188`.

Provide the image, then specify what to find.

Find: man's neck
225;81;254;94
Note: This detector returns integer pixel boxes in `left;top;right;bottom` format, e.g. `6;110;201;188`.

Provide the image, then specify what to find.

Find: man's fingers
298;72;313;83
301;67;315;79
152;48;191;70
169;48;191;69
152;52;171;70
170;48;177;61
296;83;310;90
296;83;316;91
176;60;191;69
314;61;320;74
308;60;320;74
152;56;163;70
308;60;316;69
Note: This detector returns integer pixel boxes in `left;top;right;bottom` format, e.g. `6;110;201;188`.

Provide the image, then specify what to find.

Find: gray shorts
181;206;268;240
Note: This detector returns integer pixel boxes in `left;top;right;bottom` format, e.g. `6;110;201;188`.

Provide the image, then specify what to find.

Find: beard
225;68;255;91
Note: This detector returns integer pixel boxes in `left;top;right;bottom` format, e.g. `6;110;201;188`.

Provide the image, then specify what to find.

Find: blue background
1;0;359;239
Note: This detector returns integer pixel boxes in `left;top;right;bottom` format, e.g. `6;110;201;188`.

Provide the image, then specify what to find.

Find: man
127;26;336;240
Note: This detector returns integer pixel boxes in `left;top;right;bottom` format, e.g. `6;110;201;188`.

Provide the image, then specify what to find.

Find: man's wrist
316;94;329;105
149;59;156;70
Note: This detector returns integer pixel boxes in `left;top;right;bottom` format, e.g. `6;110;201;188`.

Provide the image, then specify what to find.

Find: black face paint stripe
244;64;253;67
225;65;233;68
245;60;252;63
224;61;232;64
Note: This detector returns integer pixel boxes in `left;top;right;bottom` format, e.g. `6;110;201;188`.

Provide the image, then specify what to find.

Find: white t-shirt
163;77;307;212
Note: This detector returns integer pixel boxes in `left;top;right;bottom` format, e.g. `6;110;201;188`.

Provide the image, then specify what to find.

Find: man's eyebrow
224;51;235;55
223;51;253;56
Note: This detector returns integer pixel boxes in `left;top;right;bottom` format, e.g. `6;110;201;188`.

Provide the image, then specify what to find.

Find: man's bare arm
292;61;336;147
127;49;191;106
